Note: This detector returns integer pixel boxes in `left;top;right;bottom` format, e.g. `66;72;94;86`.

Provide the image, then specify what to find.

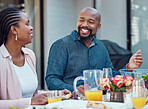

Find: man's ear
96;24;101;31
10;26;18;35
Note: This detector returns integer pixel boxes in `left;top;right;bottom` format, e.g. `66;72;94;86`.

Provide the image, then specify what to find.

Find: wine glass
103;68;113;101
103;68;113;78
131;79;147;109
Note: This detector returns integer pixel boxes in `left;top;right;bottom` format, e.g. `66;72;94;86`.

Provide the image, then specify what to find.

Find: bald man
45;7;143;92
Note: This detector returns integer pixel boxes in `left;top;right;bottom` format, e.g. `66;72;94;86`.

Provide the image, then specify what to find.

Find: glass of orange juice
47;91;62;103
131;79;147;109
85;90;102;101
74;69;103;101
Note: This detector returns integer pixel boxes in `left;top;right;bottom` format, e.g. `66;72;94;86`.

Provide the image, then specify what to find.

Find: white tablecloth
26;100;148;109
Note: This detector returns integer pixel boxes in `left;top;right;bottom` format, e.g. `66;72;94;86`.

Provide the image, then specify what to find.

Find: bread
86;101;107;109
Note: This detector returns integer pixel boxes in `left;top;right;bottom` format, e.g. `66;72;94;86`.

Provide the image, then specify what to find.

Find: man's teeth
82;29;89;33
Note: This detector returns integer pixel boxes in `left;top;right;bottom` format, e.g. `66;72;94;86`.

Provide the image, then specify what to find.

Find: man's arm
45;40;73;92
103;45;120;76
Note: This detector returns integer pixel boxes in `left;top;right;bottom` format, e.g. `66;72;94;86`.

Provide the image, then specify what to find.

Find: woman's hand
31;93;48;105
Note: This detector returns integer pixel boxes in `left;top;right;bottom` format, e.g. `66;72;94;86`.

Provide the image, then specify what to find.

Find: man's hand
126;50;143;69
61;89;71;95
77;85;84;96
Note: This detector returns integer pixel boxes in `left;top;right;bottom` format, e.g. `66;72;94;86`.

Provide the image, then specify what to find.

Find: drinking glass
47;90;62;103
103;68;113;78
103;68;113;101
74;69;103;101
131;79;147;109
119;69;134;77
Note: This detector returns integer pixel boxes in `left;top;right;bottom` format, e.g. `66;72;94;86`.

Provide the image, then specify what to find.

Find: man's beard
77;27;95;41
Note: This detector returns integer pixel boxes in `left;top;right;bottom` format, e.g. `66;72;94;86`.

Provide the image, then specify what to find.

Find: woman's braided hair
0;8;21;46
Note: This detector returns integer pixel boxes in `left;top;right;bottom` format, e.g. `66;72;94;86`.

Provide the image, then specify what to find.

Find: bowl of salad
133;69;148;89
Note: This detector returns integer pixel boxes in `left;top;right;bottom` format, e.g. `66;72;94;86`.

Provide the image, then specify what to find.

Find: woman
0;8;71;109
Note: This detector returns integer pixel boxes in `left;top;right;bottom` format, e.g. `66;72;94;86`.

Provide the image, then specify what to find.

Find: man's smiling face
76;8;101;41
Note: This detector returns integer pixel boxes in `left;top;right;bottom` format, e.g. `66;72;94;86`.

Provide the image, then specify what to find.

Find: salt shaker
124;93;133;109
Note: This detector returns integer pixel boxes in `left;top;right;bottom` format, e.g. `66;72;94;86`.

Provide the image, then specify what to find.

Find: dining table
25;99;148;109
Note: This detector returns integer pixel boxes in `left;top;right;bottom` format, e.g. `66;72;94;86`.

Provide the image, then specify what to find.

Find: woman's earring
15;35;17;41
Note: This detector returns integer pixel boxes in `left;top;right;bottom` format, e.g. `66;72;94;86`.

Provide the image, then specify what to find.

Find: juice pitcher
73;69;103;101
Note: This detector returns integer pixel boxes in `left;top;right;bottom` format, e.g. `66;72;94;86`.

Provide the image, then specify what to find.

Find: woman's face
16;12;33;45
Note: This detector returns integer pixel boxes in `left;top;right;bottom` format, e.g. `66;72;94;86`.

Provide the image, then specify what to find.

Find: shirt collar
0;44;29;58
71;30;99;47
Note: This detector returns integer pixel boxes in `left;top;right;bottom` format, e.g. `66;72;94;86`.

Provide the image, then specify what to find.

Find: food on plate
48;97;62;103
61;94;71;99
86;101;107;109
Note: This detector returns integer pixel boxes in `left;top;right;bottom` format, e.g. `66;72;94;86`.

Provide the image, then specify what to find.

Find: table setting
23;69;148;109
25;99;126;109
25;97;148;109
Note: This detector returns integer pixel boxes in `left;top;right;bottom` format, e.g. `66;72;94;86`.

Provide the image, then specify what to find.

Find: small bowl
119;69;148;79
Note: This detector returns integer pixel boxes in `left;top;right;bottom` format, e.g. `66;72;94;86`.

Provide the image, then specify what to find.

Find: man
45;7;142;92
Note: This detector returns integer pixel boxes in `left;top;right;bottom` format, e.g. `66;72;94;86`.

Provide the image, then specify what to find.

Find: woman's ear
10;26;18;35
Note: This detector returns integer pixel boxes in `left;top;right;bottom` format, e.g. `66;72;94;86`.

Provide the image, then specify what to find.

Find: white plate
45;100;126;109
